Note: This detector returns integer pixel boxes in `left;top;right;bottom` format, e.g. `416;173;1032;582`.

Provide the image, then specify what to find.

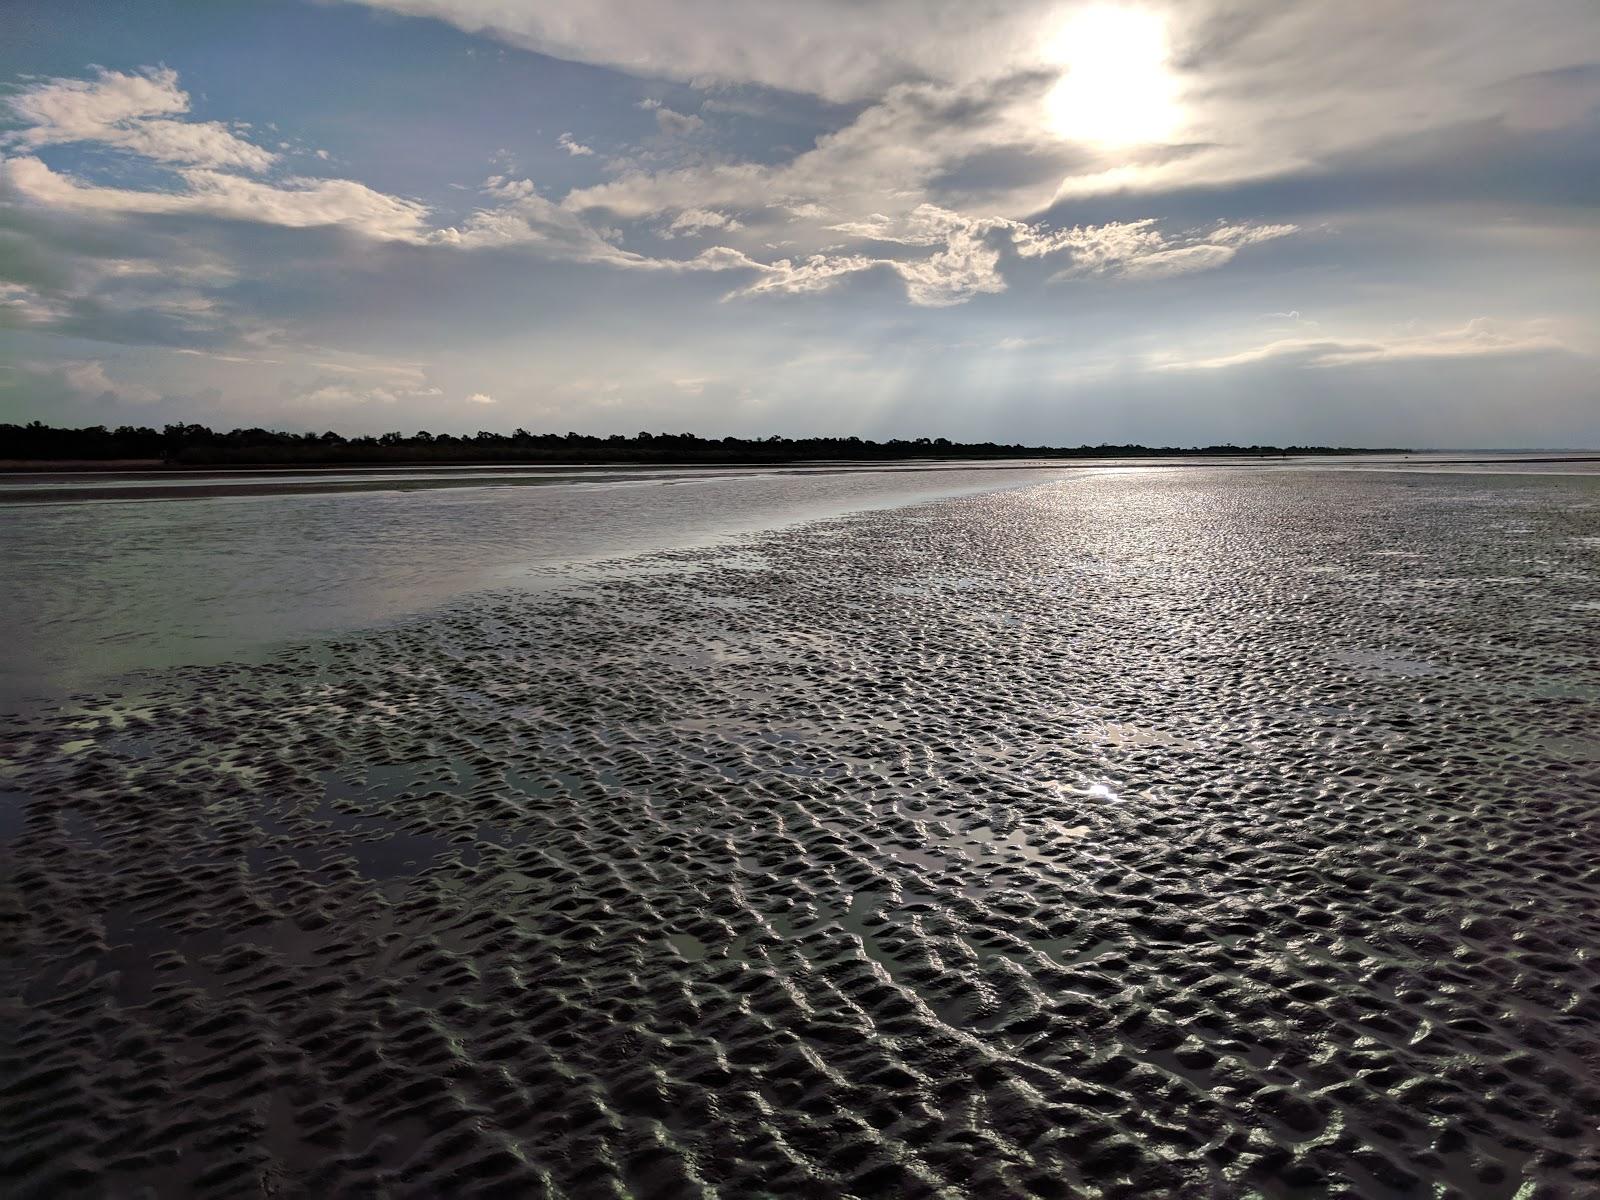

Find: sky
1;0;1596;446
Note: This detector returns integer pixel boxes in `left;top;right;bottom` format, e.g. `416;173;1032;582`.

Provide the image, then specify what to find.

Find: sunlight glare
1045;6;1180;146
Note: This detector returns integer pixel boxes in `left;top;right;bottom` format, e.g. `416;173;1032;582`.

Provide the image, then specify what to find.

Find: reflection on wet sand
3;466;1599;1197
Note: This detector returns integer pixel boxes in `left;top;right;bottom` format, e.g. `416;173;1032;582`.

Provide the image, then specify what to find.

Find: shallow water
3;464;1599;1198
4;454;1594;709
0;461;1070;707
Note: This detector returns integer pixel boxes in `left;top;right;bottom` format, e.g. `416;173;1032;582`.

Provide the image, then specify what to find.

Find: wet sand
3;468;1599;1197
0;460;1073;505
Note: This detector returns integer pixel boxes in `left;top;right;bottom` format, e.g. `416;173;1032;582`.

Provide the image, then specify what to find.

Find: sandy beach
3;466;1599;1197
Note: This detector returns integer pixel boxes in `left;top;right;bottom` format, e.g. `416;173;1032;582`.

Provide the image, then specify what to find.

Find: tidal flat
2;466;1599;1197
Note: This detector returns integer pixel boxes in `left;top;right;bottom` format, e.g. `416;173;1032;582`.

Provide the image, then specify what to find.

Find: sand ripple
3;470;1599;1197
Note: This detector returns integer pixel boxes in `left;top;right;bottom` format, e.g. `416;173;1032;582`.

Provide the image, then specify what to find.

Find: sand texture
3;469;1598;1197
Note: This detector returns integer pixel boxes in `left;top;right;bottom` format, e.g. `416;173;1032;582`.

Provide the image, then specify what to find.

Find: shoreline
0;447;1416;474
4;451;1597;507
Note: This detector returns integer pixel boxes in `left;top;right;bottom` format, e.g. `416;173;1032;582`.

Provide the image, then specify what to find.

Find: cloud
1116;242;1237;279
4;154;434;241
345;0;1600;221
810;205;1299;300
1155;318;1577;372
563;76;1054;226
1;64;1291;311
0;59;1313;373
346;1;1049;104
665;208;742;237
2;356;165;408
1046;219;1297;281
1312;318;1575;367
1208;223;1301;248
466;391;495;404
62;359;161;404
873;206;1015;305
717;248;880;300
639;99;705;136
4;66;276;172
435;175;656;263
0;190;275;352
443;182;1259;309
1;13;1587;450
286;371;445;409
557;131;595;156
2;66;442;250
655;107;705;136
351;0;1598;197
0;280;65;328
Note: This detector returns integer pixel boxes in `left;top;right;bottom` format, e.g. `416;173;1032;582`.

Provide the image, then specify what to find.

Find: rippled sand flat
3;469;1598;1197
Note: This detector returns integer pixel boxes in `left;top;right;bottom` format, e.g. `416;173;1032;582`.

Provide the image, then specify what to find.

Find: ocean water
3;461;1599;1196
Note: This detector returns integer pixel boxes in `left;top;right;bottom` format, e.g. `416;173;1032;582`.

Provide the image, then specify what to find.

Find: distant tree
0;421;1404;466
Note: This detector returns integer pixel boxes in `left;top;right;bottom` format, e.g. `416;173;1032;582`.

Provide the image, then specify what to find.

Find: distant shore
0;421;1410;470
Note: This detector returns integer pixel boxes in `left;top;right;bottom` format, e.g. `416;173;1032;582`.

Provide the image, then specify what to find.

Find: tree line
0;421;1401;466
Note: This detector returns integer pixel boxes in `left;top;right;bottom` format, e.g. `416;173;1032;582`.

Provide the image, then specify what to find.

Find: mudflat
3;467;1598;1197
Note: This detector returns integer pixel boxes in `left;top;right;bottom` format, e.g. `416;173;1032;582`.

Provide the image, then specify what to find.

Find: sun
1044;6;1181;147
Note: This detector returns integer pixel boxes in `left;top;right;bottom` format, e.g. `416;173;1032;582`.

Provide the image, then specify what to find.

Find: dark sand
3;468;1598;1197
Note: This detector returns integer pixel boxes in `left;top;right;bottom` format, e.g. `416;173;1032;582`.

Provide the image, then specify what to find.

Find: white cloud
435;175;655;262
350;0;1599;208
797;206;1299;302
355;1;1038;104
62;359;162;404
0;282;65;328
4;154;434;241
1155;318;1576;372
4;66;276;172
0;66;1305;326
1116;243;1237;279
467;391;496;404
653;106;704;136
438;183;1045;309
557;131;595;156
1313;318;1573;367
637;97;705;135
288;373;445;408
1209;223;1301;248
665;207;742;237
879;207;1010;305
1046;220;1298;282
293;382;398;406
678;206;1298;306
111;120;278;174
564;78;1033;224
8;66;186;135
718;249;881;300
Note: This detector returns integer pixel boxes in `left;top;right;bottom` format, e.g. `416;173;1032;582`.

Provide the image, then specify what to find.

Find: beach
3;464;1599;1196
